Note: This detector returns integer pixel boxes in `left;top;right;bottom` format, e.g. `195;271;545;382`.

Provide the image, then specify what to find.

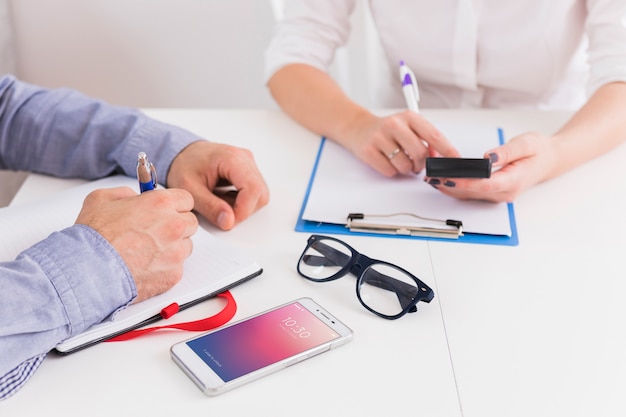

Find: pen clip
137;151;157;192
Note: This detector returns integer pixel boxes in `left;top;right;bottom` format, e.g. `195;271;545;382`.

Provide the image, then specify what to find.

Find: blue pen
137;151;157;192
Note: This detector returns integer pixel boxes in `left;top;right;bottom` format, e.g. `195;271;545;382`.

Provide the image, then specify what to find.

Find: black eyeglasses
297;235;434;320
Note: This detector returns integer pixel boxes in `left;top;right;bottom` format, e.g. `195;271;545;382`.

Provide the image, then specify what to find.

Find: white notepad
0;175;262;353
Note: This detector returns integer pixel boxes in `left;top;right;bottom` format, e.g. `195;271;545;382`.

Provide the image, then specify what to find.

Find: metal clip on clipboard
346;212;463;239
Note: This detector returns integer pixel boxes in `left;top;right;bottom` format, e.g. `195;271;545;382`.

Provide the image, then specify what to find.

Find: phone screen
185;301;342;382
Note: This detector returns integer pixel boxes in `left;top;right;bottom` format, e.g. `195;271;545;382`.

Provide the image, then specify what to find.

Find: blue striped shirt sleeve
0;75;202;400
0;354;45;400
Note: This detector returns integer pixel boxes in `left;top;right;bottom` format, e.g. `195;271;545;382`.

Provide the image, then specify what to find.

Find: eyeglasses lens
359;263;418;317
298;238;352;280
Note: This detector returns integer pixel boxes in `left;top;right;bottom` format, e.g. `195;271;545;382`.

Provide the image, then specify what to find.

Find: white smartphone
170;297;353;396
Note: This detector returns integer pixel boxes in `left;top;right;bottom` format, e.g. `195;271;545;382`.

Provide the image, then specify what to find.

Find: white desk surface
2;109;625;417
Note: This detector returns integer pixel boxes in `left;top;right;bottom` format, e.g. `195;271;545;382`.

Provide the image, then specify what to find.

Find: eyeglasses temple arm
309;241;352;266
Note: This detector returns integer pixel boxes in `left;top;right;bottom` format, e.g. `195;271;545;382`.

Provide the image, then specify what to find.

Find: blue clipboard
295;131;519;246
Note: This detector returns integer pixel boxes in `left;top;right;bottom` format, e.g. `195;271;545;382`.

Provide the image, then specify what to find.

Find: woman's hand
425;131;558;203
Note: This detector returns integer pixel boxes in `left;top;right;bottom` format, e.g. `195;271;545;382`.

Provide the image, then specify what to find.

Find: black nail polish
489;153;499;163
444;180;456;187
428;178;441;185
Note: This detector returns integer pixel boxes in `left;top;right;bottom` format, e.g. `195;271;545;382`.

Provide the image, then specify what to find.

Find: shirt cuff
116;116;201;186
24;224;136;337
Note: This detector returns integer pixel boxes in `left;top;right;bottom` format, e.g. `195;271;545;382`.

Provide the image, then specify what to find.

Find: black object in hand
425;157;492;178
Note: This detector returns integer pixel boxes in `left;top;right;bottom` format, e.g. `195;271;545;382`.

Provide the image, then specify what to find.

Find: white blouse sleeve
264;0;357;83
584;0;626;95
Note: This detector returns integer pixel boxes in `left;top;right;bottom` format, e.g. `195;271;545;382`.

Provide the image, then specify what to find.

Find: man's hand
75;186;198;303
167;141;270;230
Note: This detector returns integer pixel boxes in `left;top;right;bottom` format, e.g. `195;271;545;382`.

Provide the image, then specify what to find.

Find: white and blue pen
137;151;157;193
399;60;420;113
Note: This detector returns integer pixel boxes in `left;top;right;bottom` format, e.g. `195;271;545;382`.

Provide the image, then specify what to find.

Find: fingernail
217;211;229;229
444;180;456;187
428;178;441;185
488;153;499;163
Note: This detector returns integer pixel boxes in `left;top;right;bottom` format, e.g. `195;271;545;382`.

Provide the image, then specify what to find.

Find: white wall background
0;0;15;75
11;0;279;108
4;0;382;109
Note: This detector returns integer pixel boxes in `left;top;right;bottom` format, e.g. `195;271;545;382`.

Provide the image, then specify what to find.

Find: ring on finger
387;148;401;160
